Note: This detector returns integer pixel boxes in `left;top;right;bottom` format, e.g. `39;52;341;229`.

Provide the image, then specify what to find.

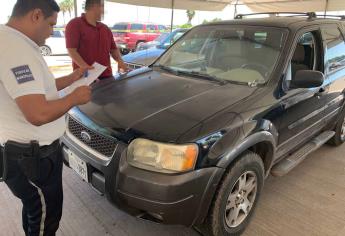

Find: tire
40;45;52;56
328;109;345;146
203;151;264;236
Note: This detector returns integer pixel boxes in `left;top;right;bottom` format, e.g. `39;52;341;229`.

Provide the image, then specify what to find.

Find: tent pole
233;0;239;19
171;0;174;32
324;0;329;17
74;0;78;17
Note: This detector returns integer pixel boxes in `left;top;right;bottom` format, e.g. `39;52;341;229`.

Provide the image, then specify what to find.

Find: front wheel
328;108;345;146
40;45;52;56
204;151;264;236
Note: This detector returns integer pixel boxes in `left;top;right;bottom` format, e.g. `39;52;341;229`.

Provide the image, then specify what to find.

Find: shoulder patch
11;65;35;84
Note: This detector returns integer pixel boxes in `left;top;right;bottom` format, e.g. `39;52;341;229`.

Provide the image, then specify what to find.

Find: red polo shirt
65;14;117;78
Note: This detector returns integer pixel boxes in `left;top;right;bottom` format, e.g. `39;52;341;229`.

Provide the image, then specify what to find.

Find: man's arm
111;49;128;72
67;48;93;69
55;75;73;91
15;86;91;126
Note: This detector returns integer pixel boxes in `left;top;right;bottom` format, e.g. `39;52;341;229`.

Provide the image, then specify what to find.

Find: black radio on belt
0;140;40;182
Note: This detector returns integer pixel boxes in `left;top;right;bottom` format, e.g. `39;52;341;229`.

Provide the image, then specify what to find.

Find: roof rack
317;14;345;20
235;12;345;20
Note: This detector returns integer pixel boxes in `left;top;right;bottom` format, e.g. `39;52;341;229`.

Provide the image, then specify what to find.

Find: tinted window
322;27;345;74
147;25;156;31
159;25;167;31
113;24;128;30
172;32;184;42
286;31;318;86
131;24;144;30
156;33;169;43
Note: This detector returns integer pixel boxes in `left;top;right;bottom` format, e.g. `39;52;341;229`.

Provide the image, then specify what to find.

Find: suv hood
75;70;256;142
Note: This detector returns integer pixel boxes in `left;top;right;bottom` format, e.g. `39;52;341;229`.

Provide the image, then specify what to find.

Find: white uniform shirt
0;25;65;146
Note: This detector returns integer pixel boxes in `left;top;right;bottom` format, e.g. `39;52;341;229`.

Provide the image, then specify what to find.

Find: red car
112;22;167;54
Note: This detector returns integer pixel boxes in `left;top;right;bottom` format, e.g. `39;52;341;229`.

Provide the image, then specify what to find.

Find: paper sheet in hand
64;62;107;94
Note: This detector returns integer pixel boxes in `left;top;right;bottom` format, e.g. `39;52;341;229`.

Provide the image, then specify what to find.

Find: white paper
62;62;107;95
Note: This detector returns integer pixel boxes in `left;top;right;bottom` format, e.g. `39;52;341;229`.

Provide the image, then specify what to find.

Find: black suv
61;13;345;236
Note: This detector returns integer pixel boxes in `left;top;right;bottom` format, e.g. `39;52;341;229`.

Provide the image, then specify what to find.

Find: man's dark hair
85;0;103;11
11;0;60;18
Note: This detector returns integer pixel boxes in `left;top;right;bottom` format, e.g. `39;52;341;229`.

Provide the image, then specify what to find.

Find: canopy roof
107;0;229;11
240;0;345;12
107;0;345;12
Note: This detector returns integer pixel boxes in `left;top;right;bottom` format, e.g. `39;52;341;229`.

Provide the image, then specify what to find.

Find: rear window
159;25;167;31
130;24;144;30
113;24;128;30
147;25;156;31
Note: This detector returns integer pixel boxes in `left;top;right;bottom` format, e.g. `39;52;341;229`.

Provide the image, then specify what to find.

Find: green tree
59;0;74;25
186;10;196;25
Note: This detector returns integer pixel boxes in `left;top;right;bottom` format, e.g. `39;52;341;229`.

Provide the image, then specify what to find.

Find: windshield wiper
177;70;227;84
153;64;179;75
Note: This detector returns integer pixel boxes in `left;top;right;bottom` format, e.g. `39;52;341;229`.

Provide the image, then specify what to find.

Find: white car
40;30;68;56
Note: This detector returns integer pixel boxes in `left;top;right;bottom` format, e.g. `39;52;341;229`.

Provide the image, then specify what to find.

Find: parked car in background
112;22;167;54
123;28;188;69
40;29;68;56
60;13;345;236
136;28;188;51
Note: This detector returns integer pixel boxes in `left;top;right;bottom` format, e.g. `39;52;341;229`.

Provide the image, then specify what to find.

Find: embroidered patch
11;65;35;84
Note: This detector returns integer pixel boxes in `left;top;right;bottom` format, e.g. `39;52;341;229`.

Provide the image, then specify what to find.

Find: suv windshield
155;33;169;44
157;25;286;84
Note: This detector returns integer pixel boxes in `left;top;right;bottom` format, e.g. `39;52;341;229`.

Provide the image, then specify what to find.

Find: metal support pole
324;0;329;17
74;0;78;17
171;0;174;32
233;0;239;19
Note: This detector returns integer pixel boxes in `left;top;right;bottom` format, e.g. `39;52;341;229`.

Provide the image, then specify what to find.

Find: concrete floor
1;143;345;236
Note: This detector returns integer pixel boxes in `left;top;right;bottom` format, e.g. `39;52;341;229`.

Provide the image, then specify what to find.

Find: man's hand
70;66;94;83
118;61;129;73
69;86;92;106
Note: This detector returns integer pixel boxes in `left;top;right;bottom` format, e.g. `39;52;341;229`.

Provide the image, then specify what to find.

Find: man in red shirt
65;0;127;79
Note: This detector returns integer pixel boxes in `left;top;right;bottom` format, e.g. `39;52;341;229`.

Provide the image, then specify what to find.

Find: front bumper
61;133;224;226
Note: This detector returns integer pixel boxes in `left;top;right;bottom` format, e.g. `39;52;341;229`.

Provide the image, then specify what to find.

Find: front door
276;29;329;157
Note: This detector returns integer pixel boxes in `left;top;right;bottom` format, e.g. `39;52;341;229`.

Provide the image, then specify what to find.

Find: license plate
67;150;88;182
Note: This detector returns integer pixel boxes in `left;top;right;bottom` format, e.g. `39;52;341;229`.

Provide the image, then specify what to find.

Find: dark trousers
4;142;63;236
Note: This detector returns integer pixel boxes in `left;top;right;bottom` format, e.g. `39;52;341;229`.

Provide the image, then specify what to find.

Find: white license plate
67;150;88;182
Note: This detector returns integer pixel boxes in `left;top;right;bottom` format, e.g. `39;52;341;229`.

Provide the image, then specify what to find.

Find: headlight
127;138;199;173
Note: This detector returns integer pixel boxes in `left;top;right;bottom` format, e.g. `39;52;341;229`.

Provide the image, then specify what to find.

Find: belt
0;140;60;159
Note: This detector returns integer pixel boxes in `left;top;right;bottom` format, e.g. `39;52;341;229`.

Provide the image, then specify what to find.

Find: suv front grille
67;116;117;158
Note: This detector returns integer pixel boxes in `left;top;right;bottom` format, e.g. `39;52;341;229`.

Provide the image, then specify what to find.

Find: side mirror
291;70;324;89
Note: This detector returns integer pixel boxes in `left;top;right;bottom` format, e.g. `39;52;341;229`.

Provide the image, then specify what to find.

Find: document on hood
62;62;107;96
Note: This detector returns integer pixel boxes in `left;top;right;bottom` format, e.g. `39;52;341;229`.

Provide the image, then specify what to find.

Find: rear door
320;24;345;126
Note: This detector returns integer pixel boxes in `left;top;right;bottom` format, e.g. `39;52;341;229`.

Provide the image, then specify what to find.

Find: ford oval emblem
81;131;91;143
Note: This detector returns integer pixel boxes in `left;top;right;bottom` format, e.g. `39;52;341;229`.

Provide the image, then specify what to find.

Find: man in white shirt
0;1;91;235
